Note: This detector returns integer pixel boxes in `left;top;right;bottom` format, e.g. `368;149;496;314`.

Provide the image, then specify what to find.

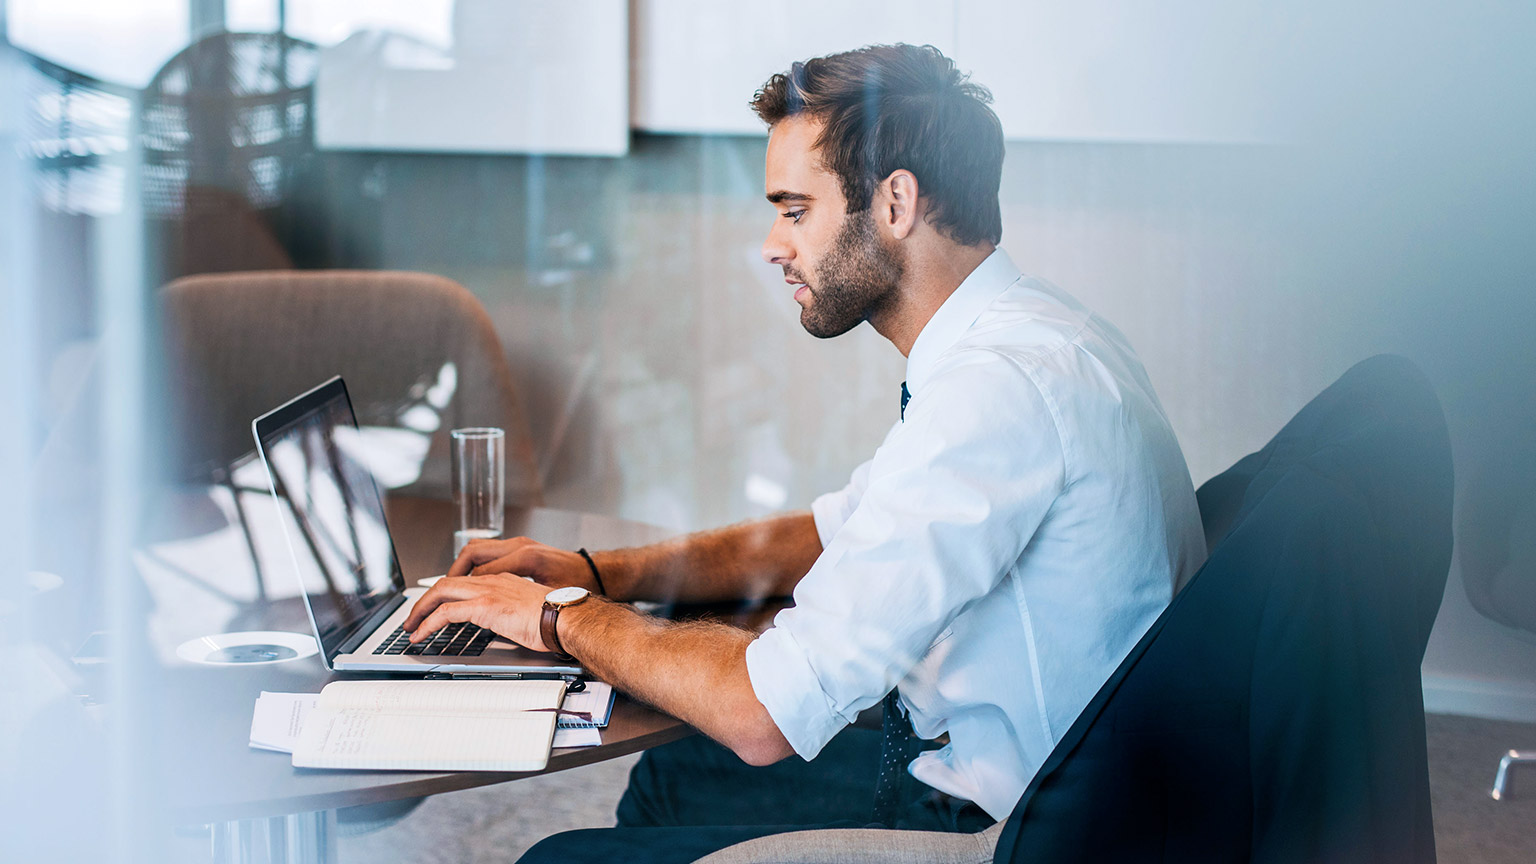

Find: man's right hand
445;537;603;594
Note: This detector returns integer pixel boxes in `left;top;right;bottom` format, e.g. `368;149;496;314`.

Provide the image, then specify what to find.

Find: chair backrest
141;32;321;282
160;270;541;504
994;354;1453;864
141;31;319;217
1455;439;1536;636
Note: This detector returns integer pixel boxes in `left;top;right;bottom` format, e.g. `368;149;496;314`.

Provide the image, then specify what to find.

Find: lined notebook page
292;710;558;771
316;679;567;716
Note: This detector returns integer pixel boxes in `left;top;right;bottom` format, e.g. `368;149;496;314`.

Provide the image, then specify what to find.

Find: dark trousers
519;728;994;864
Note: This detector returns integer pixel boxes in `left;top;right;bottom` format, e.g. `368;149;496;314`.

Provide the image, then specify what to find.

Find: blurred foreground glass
451;427;505;555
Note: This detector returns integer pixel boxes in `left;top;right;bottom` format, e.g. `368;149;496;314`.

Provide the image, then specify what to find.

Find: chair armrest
693;822;1002;864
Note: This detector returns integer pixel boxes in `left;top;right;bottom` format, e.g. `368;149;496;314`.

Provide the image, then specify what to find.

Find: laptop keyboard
372;622;495;656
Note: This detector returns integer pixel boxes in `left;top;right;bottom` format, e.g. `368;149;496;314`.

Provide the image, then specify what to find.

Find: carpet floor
1427;713;1536;864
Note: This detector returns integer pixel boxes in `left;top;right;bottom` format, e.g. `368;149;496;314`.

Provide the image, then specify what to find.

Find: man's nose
762;221;791;265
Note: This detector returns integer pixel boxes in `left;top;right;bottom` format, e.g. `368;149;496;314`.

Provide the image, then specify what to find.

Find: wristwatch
540;586;591;661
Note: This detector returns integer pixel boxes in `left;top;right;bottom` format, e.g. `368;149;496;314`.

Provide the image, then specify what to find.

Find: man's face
761;116;904;339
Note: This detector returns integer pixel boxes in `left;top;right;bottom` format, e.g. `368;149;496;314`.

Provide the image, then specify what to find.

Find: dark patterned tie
874;380;919;826
872;689;921;826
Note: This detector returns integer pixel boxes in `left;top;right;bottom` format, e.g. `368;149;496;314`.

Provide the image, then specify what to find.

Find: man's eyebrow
766;191;813;204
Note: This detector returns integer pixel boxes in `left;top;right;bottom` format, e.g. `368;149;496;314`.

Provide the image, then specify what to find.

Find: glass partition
2;2;1534;859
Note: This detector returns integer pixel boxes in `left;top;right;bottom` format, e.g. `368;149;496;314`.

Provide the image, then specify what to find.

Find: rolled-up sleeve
745;618;853;757
810;457;874;547
747;351;1067;759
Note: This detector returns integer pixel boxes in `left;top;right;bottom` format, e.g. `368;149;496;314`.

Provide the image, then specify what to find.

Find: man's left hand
403;573;552;651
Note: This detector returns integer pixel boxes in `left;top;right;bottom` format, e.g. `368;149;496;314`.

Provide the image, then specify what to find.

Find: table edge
170;722;696;825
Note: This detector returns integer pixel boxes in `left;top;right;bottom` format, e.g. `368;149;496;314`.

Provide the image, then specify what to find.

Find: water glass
451;427;505;556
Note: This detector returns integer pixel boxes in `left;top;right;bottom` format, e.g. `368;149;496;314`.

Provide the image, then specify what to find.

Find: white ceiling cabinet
316;0;629;155
630;0;957;137
632;0;1285;144
958;1;1285;144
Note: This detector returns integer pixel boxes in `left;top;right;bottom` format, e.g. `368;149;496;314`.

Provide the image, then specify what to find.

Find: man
405;44;1205;862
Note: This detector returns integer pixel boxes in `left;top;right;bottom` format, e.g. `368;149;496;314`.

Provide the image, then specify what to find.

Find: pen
423;672;587;692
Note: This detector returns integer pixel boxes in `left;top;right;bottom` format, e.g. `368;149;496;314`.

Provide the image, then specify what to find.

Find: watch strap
541;601;575;661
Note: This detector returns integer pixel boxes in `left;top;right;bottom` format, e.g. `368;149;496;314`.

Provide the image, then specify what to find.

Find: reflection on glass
262;395;398;646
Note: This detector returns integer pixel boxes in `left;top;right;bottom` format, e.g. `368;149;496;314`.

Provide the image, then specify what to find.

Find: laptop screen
252;377;406;658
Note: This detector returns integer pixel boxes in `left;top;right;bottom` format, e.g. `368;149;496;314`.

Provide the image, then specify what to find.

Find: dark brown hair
751;44;1004;247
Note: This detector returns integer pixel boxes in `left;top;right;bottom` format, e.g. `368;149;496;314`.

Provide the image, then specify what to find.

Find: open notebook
285;679;568;772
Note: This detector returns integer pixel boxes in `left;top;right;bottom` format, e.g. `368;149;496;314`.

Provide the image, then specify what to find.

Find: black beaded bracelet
576;547;607;596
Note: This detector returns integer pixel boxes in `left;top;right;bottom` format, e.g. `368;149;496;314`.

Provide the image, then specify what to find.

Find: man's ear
880;169;921;240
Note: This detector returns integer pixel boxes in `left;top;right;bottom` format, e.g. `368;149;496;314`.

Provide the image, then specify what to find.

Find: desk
141;495;689;864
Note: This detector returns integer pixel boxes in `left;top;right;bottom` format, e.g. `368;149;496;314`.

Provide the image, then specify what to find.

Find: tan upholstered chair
160;270;541;504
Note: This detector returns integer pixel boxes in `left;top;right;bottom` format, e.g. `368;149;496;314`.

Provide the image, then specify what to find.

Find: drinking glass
451;427;505;556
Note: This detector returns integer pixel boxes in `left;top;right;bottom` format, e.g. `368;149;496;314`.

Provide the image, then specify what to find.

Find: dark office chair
699;354;1454;864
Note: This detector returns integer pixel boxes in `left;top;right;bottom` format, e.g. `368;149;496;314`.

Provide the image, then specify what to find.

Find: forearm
560;598;792;765
590;511;822;604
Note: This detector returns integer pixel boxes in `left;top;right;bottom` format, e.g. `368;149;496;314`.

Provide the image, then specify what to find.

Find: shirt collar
904;248;1022;398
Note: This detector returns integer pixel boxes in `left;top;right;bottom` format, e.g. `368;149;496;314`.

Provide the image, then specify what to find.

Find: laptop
251;375;580;677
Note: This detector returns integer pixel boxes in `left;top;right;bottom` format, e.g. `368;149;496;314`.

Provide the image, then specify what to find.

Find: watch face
545;586;590;606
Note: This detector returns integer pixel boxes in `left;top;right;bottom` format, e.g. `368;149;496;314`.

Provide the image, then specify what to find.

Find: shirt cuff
809;489;849;548
745;623;851;761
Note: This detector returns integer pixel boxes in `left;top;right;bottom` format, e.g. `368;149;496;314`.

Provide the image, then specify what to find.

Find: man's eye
783;210;805;223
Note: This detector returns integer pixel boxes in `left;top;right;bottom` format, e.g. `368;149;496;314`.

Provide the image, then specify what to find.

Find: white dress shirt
745;249;1206;821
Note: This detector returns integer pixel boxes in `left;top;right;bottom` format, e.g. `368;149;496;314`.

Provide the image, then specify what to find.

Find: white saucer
175;631;319;666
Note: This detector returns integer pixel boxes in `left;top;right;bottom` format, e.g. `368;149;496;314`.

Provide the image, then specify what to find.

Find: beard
790;210;905;339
